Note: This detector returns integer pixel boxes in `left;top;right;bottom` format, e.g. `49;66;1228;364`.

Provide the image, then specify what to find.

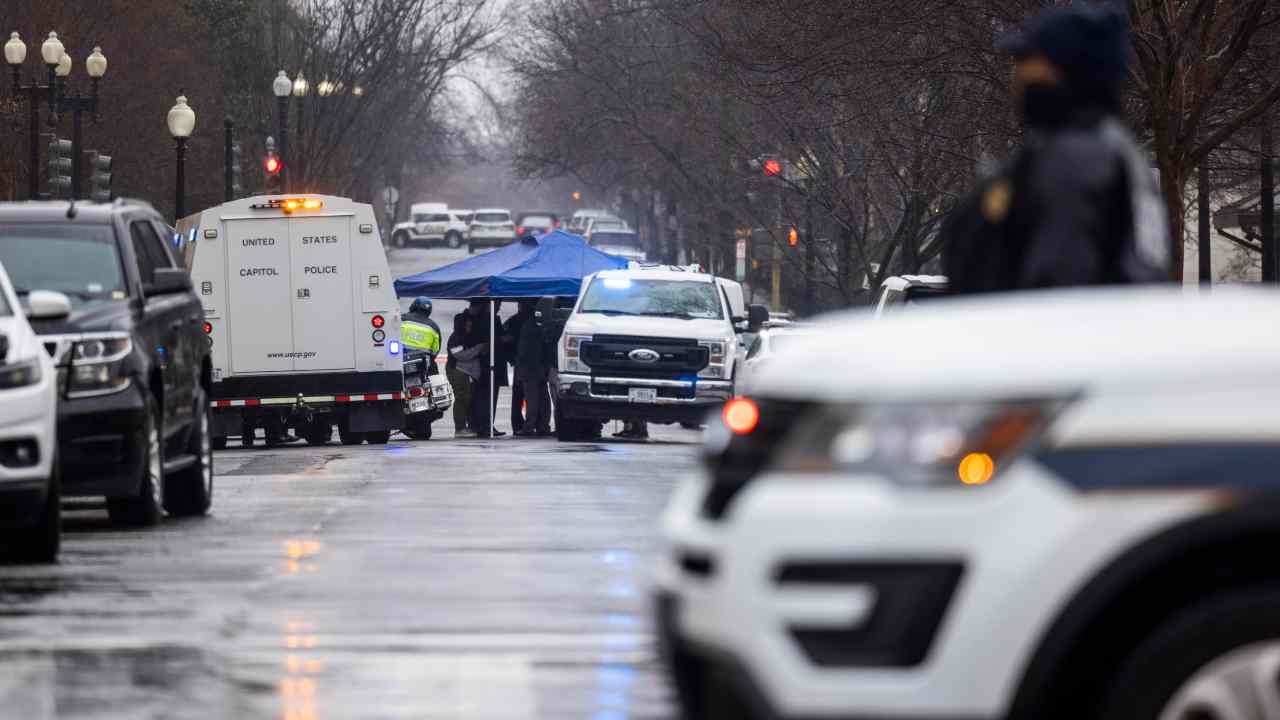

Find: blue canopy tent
393;231;627;436
393;230;627;299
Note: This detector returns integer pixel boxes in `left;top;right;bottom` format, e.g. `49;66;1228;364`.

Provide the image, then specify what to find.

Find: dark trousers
523;375;551;433
511;377;526;432
469;375;502;436
447;366;472;431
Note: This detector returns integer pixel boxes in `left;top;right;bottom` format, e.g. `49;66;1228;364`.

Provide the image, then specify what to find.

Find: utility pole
1198;158;1211;286
1262;111;1275;283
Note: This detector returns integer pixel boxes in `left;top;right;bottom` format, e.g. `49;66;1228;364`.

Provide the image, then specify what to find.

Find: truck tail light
371;315;385;329
202;322;213;334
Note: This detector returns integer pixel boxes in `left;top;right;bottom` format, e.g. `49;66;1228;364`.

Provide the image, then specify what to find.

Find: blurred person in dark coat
943;4;1169;294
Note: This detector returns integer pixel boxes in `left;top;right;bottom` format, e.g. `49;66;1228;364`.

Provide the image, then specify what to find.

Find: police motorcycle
401;298;453;440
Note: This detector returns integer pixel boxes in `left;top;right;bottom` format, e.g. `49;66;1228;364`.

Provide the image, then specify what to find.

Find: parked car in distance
874;274;949;318
587;229;647;264
391;203;469;249
467;209;517;254
0;200;213;528
567;209;614;235
657;286;1280;720
515;212;561;238
0;262;65;562
583;216;628;238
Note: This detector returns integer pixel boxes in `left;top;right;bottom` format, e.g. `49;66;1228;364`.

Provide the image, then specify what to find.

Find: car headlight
0;358;42;390
769;398;1068;487
564;334;591;374
68;334;132;397
698;340;728;379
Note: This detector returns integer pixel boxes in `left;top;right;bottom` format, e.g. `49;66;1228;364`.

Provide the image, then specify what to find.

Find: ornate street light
272;70;293;193
5;31;91;199
167;94;196;221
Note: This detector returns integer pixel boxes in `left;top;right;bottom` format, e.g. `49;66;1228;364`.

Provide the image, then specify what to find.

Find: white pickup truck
553;266;766;440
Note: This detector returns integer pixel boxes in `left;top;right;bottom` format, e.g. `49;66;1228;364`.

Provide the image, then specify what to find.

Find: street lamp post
272;70;292;193
56;46;108;199
167;94;196;222
5;31;66;199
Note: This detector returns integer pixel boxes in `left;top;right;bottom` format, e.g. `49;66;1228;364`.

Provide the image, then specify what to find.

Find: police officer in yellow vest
402;297;441;370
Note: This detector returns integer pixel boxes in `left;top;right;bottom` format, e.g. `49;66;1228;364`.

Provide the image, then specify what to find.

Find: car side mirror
26;290;72;320
147;267;193;296
747;304;769;332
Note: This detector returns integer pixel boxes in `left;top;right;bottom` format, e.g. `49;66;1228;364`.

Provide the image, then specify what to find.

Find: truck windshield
580;277;724;319
0;224;126;305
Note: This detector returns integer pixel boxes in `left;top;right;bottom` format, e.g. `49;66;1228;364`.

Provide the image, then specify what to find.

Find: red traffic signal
763;158;782;177
264;154;282;174
788;227;799;246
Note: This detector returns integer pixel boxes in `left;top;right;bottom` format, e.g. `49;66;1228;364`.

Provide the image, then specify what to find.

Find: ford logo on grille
628;348;660;363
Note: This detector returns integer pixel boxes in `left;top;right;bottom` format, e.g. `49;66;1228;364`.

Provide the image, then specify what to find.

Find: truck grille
582;335;709;376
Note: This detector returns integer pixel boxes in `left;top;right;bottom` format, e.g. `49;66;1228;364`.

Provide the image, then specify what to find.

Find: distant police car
657;287;1280;720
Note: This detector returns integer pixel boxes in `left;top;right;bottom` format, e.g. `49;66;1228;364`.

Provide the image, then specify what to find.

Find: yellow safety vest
402;320;440;354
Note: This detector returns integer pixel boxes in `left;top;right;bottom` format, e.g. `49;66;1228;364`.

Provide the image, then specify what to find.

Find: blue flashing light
388;339;401;356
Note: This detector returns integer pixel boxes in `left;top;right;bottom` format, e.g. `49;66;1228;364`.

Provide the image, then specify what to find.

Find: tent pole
490;298;496;436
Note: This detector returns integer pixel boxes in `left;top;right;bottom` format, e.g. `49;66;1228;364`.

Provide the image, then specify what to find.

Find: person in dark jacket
514;300;553;436
446;312;476;437
504;301;534;433
467;299;508;438
942;5;1169;295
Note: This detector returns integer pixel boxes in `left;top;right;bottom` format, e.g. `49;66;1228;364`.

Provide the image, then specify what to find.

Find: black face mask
1019;83;1075;130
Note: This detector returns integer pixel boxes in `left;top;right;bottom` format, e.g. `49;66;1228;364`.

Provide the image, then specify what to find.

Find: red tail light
371;315;385;329
516;226;525;236
202;322;213;335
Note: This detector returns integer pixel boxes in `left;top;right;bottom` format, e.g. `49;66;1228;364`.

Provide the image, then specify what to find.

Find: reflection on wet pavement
0;422;695;718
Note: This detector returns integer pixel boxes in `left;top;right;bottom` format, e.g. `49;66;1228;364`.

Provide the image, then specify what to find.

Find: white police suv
0;263;65;562
656;286;1280;720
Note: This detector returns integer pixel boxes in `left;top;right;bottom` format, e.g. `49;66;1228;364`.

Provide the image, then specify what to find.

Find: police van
179;195;404;447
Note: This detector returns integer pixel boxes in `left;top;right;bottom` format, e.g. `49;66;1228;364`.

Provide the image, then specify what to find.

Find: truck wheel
108;396;164;527
212;436;227;451
5;458;60;564
556;418;592;442
164;391;214;517
366;430;391;445
1101;589;1280;720
393;231;408;249
403;414;433;440
305;421;332;446
446;232;462;249
337;418;362;446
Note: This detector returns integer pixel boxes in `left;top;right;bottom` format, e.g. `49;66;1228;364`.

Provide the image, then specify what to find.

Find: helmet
409;297;433;316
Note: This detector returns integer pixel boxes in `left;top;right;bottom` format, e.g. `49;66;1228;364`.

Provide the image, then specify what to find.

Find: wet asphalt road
0;244;700;719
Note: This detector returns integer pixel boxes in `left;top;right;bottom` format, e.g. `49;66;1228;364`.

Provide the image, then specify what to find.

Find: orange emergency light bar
250;198;325;214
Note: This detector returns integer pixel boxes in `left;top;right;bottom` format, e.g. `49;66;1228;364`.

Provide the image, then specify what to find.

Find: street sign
735;238;747;281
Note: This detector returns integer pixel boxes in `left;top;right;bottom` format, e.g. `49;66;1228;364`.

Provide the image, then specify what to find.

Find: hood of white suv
755;286;1280;401
566;313;731;342
0;315;39;365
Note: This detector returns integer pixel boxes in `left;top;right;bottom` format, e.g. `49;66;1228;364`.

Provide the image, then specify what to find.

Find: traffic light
230;141;243;199
571;190;582;202
788;227;799;246
763;158;783;177
89;151;113;203
47;135;73;199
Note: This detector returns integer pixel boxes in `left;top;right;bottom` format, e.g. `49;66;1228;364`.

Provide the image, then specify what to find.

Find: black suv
0;200;213;526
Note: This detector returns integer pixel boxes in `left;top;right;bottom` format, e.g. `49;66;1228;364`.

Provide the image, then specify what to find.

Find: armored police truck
178;195;404;447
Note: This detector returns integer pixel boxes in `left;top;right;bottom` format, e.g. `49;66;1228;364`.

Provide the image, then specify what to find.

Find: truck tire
365;430;391;445
108;396;164;527
337;418;362;446
212;436;227;451
164;391;214;517
305;421;332;446
556;418;596;442
5;458;60;564
446;232;462;249
403;413;433;440
1100;588;1280;720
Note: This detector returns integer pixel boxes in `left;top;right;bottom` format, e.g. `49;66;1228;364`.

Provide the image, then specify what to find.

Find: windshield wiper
584;309;643;316
646;311;703;320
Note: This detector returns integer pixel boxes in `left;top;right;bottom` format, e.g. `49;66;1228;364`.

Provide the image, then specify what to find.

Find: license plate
629;388;657;403
409;397;430;413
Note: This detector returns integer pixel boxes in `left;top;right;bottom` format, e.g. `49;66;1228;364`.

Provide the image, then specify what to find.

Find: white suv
656;287;1280;720
0;263;66;563
466;208;517;253
390;203;469;249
